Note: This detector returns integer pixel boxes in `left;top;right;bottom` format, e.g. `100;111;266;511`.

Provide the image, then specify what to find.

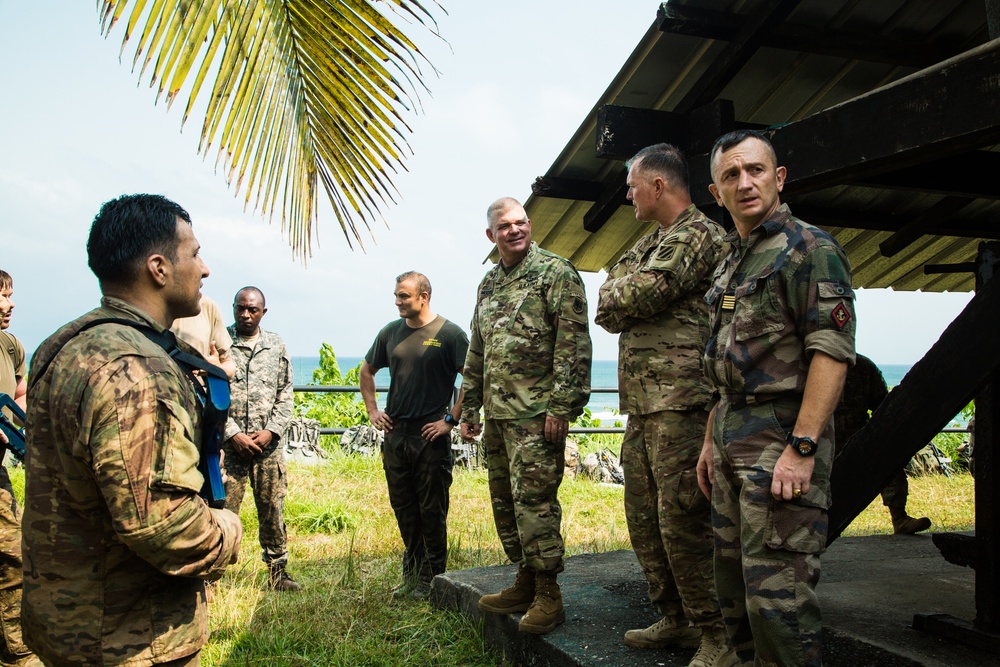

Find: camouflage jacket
225;326;294;443
462;243;592;422
834;354;888;448
704;204;857;397
596;205;726;415
23;297;243;666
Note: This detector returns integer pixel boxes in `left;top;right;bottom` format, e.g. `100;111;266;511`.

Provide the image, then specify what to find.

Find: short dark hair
709;130;779;174
626;143;689;191
396;271;432;297
235;286;266;308
0;270;11;291
87;194;191;288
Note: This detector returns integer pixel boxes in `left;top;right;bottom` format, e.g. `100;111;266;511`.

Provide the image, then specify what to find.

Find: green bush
293;343;368;431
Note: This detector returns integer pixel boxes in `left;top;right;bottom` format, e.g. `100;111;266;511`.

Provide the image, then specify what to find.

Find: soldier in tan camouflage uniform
696;131;856;667
0;271;37;667
224;286;300;591
596;144;734;667
461;197;592;635
23;194;243;666
833;354;930;534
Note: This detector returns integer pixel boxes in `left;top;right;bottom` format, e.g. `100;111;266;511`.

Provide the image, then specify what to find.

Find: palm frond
97;0;446;257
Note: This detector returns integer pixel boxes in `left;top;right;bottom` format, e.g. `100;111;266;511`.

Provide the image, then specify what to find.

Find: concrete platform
431;534;999;666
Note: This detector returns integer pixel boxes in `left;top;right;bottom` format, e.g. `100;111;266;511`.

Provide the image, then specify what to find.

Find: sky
0;0;974;364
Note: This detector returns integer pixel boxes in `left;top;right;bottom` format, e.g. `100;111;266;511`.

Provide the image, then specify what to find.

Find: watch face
798;441;814;455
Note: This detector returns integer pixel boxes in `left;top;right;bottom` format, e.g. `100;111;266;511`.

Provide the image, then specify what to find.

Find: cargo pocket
765;492;828;555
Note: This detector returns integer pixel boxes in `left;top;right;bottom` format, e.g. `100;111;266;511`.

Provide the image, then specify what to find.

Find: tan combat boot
268;563;303;592
624;615;701;649
688;625;739;667
890;508;931;534
478;566;535;614
518;570;565;634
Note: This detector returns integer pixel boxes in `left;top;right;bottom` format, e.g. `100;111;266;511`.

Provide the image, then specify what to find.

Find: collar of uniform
231;327;272;350
99;296;169;333
494;241;537;282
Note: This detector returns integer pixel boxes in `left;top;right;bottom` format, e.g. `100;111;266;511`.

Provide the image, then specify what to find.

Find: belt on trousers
718;390;797;409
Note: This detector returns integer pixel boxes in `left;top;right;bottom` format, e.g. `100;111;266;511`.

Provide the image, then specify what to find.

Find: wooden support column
974;242;1000;633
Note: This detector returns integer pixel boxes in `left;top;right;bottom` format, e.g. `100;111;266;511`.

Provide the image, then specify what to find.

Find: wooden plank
672;0;804;114
827;269;1000;543
656;2;960;68
595;105;688;160
854;151;1000;200
530;176;603;202
878;197;972;258
583;181;629;234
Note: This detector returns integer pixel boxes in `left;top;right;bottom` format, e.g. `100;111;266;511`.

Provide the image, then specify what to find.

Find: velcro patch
832;303;851;330
573;297;585;315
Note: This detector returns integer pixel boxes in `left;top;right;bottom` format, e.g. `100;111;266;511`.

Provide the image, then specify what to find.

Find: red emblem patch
832;303;851;330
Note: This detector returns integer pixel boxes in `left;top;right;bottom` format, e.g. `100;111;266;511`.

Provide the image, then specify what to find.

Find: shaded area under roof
516;0;999;292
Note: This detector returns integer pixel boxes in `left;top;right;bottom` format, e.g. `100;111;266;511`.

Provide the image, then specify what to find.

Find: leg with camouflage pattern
250;447;300;591
0;472;38;666
622;410;722;650
712;399;831;667
482;419;526;565
881;471;930;534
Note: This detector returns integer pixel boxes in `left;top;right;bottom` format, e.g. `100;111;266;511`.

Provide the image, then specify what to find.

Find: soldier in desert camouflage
23;194;243;666
224;286;300;591
461;197;592;635
596;144;733;667
696;131;856;667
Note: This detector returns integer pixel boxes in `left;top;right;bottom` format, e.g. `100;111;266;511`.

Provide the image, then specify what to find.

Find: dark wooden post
974;241;1000;633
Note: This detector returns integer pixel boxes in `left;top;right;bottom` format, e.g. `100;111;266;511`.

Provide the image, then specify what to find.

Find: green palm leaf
97;0;445;256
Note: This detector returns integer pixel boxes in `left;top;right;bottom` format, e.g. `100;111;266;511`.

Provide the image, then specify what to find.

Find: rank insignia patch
721;294;736;311
832;303;851;330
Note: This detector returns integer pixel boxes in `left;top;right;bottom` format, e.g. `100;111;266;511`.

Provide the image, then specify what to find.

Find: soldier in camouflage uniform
0;272;37;667
833;354;930;534
23;194;243;666
596;144;734;667
224;286;300;591
461;197;592;635
696;131;856;667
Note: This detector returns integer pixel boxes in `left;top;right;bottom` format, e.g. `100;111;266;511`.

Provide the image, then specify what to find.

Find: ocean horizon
291;356;915;415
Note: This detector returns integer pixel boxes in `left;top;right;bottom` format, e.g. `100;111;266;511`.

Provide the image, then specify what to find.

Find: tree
97;0;445;257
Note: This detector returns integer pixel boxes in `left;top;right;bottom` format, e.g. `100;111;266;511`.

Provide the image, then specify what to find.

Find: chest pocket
733;267;784;342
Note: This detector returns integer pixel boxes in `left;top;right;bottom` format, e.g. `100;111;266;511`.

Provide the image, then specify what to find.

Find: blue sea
291;356;914;416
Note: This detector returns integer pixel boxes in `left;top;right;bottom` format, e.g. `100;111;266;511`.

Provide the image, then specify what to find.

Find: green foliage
293;343;368;429
285;498;356;534
571;407;625;456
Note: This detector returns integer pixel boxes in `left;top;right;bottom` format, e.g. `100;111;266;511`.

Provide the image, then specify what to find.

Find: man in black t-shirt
361;271;470;600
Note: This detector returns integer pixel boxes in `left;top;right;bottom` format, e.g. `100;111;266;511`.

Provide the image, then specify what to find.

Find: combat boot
688;625;739;667
478;565;535;614
624;615;701;649
518;570;565;634
890;508;932;534
268;563;303;592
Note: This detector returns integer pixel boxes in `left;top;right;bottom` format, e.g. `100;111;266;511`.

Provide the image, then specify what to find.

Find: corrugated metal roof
517;0;997;292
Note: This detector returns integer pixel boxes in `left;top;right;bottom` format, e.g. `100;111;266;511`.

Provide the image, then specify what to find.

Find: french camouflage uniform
462;242;592;573
704;205;856;667
224;326;295;565
596;205;727;628
833;354;908;510
22;297;243;666
0;330;33;667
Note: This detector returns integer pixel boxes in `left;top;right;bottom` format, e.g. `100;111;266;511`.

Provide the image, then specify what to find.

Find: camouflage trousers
222;441;289;565
382;415;454;585
0;467;33;666
621;409;721;627
712;396;833;667
880;470;908;510
483;416;565;573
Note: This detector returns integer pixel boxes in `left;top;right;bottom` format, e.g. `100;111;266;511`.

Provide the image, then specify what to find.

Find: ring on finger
793;488;803;497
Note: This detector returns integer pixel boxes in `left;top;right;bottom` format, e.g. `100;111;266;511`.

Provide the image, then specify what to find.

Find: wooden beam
776;43;1000;194
878;197;973;258
689;43;1000;203
530;176;602;201
827;270;1000;543
925;263;977;275
672;0;804;114
656;3;960;68
595;106;688;160
583;178;628;233
854;151;1000;200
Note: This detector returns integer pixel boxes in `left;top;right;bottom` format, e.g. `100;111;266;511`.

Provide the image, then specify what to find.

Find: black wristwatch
444;414;459;426
786;433;817;457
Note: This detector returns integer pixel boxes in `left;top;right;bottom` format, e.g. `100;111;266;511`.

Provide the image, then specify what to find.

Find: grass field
7;451;976;666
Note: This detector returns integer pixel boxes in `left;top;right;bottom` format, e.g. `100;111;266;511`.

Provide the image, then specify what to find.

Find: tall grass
4;449;974;666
